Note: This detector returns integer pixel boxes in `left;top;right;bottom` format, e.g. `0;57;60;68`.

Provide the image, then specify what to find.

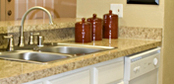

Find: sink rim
0;50;73;64
0;43;116;64
39;43;116;54
14;43;116;55
57;43;116;49
14;43;116;50
39;46;104;55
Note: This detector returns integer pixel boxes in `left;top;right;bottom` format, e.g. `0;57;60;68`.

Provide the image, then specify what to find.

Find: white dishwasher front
124;47;160;84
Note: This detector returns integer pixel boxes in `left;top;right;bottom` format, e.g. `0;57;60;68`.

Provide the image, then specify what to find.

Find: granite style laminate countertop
0;38;161;84
0;18;81;34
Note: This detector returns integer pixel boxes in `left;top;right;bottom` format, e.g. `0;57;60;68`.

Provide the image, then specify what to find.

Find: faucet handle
4;35;14;51
28;32;40;45
37;36;44;47
4;35;13;39
28;33;34;45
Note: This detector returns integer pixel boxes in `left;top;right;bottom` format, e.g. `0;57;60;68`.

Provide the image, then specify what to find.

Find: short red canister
87;14;103;41
103;10;118;39
75;18;92;43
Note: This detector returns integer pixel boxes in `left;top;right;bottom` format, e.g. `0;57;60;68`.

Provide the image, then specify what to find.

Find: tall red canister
87;14;103;41
75;18;92;43
103;10;118;39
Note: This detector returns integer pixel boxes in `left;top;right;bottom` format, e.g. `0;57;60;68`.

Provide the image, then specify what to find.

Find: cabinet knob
7;10;12;16
8;0;11;2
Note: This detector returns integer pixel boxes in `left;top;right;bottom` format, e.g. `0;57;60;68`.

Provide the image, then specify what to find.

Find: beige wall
54;0;76;18
0;0;5;21
163;0;174;84
77;0;164;28
0;0;76;21
77;0;165;84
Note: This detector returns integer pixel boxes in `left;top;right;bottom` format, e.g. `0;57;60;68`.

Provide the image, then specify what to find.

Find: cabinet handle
8;0;11;2
7;10;12;16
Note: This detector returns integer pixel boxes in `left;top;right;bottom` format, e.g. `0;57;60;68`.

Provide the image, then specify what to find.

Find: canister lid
75;18;91;26
87;14;102;22
75;18;91;29
103;10;118;18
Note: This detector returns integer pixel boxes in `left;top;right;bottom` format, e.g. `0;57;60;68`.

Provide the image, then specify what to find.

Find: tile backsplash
0;26;163;49
119;26;162;41
0;28;75;49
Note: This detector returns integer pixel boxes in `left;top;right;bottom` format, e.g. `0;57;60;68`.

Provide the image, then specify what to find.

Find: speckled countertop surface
0;18;81;34
0;38;161;84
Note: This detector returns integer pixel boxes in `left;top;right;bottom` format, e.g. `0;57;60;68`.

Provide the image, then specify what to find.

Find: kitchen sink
15;43;115;55
0;50;71;64
40;46;101;54
39;43;115;55
0;43;115;64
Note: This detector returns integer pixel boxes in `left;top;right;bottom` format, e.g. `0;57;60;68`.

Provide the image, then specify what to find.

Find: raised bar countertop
0;38;161;84
0;18;80;34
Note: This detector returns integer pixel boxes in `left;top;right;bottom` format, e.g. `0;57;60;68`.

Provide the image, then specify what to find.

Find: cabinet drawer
23;82;43;84
34;83;43;84
96;60;123;84
24;57;124;84
48;70;90;84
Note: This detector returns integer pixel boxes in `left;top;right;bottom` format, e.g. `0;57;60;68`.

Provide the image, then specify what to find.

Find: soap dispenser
75;18;92;43
103;10;118;39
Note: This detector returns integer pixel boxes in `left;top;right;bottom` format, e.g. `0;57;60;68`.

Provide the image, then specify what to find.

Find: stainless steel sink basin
15;43;115;55
39;43;115;55
0;50;71;64
0;43;115;64
40;46;101;54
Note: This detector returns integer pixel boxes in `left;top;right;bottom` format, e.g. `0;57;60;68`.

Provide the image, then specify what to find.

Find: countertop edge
0;18;78;34
0;41;161;84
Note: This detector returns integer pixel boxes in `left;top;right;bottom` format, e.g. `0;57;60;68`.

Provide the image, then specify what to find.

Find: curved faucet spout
19;6;53;47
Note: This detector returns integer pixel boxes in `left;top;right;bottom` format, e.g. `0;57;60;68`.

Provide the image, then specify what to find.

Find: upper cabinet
0;0;76;21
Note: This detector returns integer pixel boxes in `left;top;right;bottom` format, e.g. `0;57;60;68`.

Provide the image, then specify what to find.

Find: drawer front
48;70;90;84
97;61;124;84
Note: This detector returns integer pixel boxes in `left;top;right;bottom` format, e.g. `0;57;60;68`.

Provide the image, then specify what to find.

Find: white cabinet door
48;70;90;84
23;57;124;84
34;83;44;84
23;82;43;84
95;57;124;84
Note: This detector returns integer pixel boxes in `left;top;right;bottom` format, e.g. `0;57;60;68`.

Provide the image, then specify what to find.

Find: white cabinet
34;83;43;84
48;70;90;84
96;60;123;84
24;57;124;84
25;82;43;84
92;57;123;84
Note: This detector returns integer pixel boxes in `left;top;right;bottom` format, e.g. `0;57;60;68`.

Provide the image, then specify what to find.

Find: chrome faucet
18;6;53;47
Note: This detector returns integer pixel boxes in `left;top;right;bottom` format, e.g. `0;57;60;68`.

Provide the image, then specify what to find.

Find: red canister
75;18;92;43
87;14;103;41
103;10;118;39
